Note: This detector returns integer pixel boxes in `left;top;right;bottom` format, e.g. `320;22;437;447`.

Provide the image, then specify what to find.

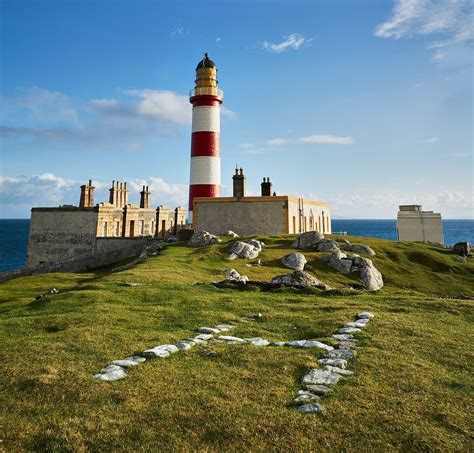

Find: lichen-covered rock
320;250;353;274
302;369;342;386
305;384;332;395
224;269;248;284
227;241;260;259
318;358;347;369
328;349;357;359
247;239;265;252
345;244;376;256
315;240;340;253
281;253;307;271
188;231;221;247
359;259;383;291
297;403;326;414
271;271;330;290
293;390;320;404
291;231;325;249
324;365;354;376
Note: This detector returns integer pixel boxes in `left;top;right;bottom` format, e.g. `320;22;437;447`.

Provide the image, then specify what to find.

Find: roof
196;53;216;70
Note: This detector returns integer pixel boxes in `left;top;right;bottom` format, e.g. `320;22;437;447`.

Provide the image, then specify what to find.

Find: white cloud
265;138;289;146
127;177;188;207
261;33;310;53
432;50;446;62
421;137;440;143
299;134;354;145
221;106;236;118
375;0;474;59
169;26;185;39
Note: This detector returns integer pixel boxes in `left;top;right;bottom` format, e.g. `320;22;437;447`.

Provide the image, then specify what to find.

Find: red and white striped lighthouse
188;53;223;222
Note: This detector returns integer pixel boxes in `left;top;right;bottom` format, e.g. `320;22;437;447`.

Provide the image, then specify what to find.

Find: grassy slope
0;235;473;452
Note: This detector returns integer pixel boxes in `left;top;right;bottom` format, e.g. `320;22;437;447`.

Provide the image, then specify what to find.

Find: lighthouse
188;53;223;223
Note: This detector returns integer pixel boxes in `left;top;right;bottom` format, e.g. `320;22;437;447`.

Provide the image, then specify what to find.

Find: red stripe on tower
188;54;223;221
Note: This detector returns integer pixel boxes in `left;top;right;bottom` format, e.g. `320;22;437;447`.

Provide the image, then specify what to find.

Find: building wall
285;198;331;235
397;212;443;244
27;208;98;266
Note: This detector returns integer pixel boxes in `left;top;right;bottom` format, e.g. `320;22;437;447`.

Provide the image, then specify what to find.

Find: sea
0;219;473;273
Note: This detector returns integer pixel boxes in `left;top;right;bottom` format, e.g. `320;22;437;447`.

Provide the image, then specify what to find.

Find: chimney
109;180;116;206
79;180;95;208
232;167;246;198
261;177;272;196
140;185;151;209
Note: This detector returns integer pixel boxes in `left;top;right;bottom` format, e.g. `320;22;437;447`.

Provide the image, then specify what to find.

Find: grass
0;235;473;451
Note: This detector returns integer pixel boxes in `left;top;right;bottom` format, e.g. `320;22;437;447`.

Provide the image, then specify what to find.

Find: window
130;220;135;237
103;222;108;237
139;220;144;236
292;216;296;234
115;221;120;237
151;221;155;236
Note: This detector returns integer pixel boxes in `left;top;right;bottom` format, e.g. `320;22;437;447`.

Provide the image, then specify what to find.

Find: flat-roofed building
397;204;443;244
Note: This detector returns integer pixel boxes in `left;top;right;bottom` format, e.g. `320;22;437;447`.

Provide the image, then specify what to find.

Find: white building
397;205;444;244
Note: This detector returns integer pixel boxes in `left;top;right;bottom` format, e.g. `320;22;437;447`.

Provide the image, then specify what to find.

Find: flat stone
154;344;179;354
215;324;235;331
332;334;354;341
194;334;214;341
301;341;334;351
338;327;362;334
111;356;145;368
328;349;356;359
94;365;127;382
209;339;224;344
198;327;220;334
358;311;375;319
318;358;347;369
142;348;170;359
176;342;193;351
344;322;367;329
304;384;332;396
293;390;320;404
324;365;354;376
287;340;307;348
355;318;370;324
187;337;207;345
245;337;270;346
302;368;342;386
337;341;358;350
218;335;247;343
297;403;326;414
271;342;287;347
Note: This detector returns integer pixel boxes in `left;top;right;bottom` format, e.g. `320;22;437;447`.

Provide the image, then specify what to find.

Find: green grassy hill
1;235;473;451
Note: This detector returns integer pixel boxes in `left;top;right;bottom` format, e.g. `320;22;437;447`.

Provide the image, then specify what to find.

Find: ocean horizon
0;218;472;273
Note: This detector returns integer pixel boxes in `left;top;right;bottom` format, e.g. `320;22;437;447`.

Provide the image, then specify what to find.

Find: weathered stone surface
218;335;247;343
453;241;471;256
354;318;370;324
287;340;307;348
335;238;351;247
297;403;326;414
315;240;340;253
359;259;384;291
142;348;170;359
320;250;353;274
302;369;342;385
245;337;270;346
305;384;332;395
344;322;367;329
337;341;358;350
324;365;354;376
293;390;320;404
357;311;375;319
247;239;265;252
176;342;193;351
227;241;260;259
271;341;287;346
194;334;214;341
300;341;334;351
188;231;221;247
223;230;239;238
281;253;307;271
328;349;356;359
215;324;235;331
198;327;220;334
187;337;207;345
156;345;179;354
345;244;376;256
224;269;248;284
94;365;127;382
112;357;144;368
318;358;347;369
271;271;330;290
332;334;354;341
291;231;324;249
338;327;362;334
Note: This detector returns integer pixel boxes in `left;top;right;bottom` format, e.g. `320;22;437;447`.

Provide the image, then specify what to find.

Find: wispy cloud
169;26;185;39
261;33;310;54
375;0;473;60
265;138;289;146
420;137;440;143
299;134;354;145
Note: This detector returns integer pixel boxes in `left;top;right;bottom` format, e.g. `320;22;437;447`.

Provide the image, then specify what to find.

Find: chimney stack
261;177;272;196
79;180;95;208
140;185;151;209
232;167;246;198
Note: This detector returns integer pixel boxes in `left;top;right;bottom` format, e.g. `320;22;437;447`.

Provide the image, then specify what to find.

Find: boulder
271;341;287;347
247;239;265;252
332;334;354;341
315;240;340;253
359;259;383;291
194;334;214;341
223;269;248;284
357;311;375;319
222;230;239;238
281;253;307;271
338;327;361;334
291;231;324;249
271;271;330;290
227;241;260;259
142;348;170;359
302;369;342;386
344;321;367;329
188;231;221;247
176;342;193;351
334;238;351;247
453;241;471;256
93;365;127;382
320;250;353;274
345;244;376;256
293;390;320;404
198;327;220;334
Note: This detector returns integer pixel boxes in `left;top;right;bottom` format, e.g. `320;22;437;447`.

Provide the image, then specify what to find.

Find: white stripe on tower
192;106;220;133
190;156;221;185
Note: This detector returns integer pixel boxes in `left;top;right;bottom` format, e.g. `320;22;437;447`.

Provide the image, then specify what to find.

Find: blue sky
1;0;472;218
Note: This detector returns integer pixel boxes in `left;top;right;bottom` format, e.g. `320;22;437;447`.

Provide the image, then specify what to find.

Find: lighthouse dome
196;53;216;70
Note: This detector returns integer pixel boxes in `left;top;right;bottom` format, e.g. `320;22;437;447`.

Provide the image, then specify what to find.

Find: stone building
27;180;186;267
397;205;444;244
193;168;331;236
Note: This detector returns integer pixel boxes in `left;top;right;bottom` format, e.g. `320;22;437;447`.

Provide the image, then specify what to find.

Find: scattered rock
318;358;347;369
188;231;221;247
247;239;265;252
93;365;127;382
112;357;146;368
223;230;239;238
357;311;375;319
293;390;320;404
332;334;354;341
334;238;351;247
198;327;220;334
297;403;326;414
271;271;330;290
271;341;287;346
245;337;270;346
125;282;146;287
315;240;340;253
224;269;248;284
337;341;358;350
227;253;238;261
176;342;193;351
338;327;361;334
251;313;263;320
305;384;332;396
453;241;471;256
227;241;260;259
355;318;370;324
215;324;235;331
328;349;356;359
281;253;307;271
218;336;247;343
324;365;354;376
303;369;342;386
141;348;170;359
344;322;367;329
344;244;376;256
194;334;214;341
291;231;325;249
155;345;179;354
320;250;353;274
188;337;208;345
359;258;384;291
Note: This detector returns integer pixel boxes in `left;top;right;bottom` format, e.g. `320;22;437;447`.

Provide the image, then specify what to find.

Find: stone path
92;310;375;415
